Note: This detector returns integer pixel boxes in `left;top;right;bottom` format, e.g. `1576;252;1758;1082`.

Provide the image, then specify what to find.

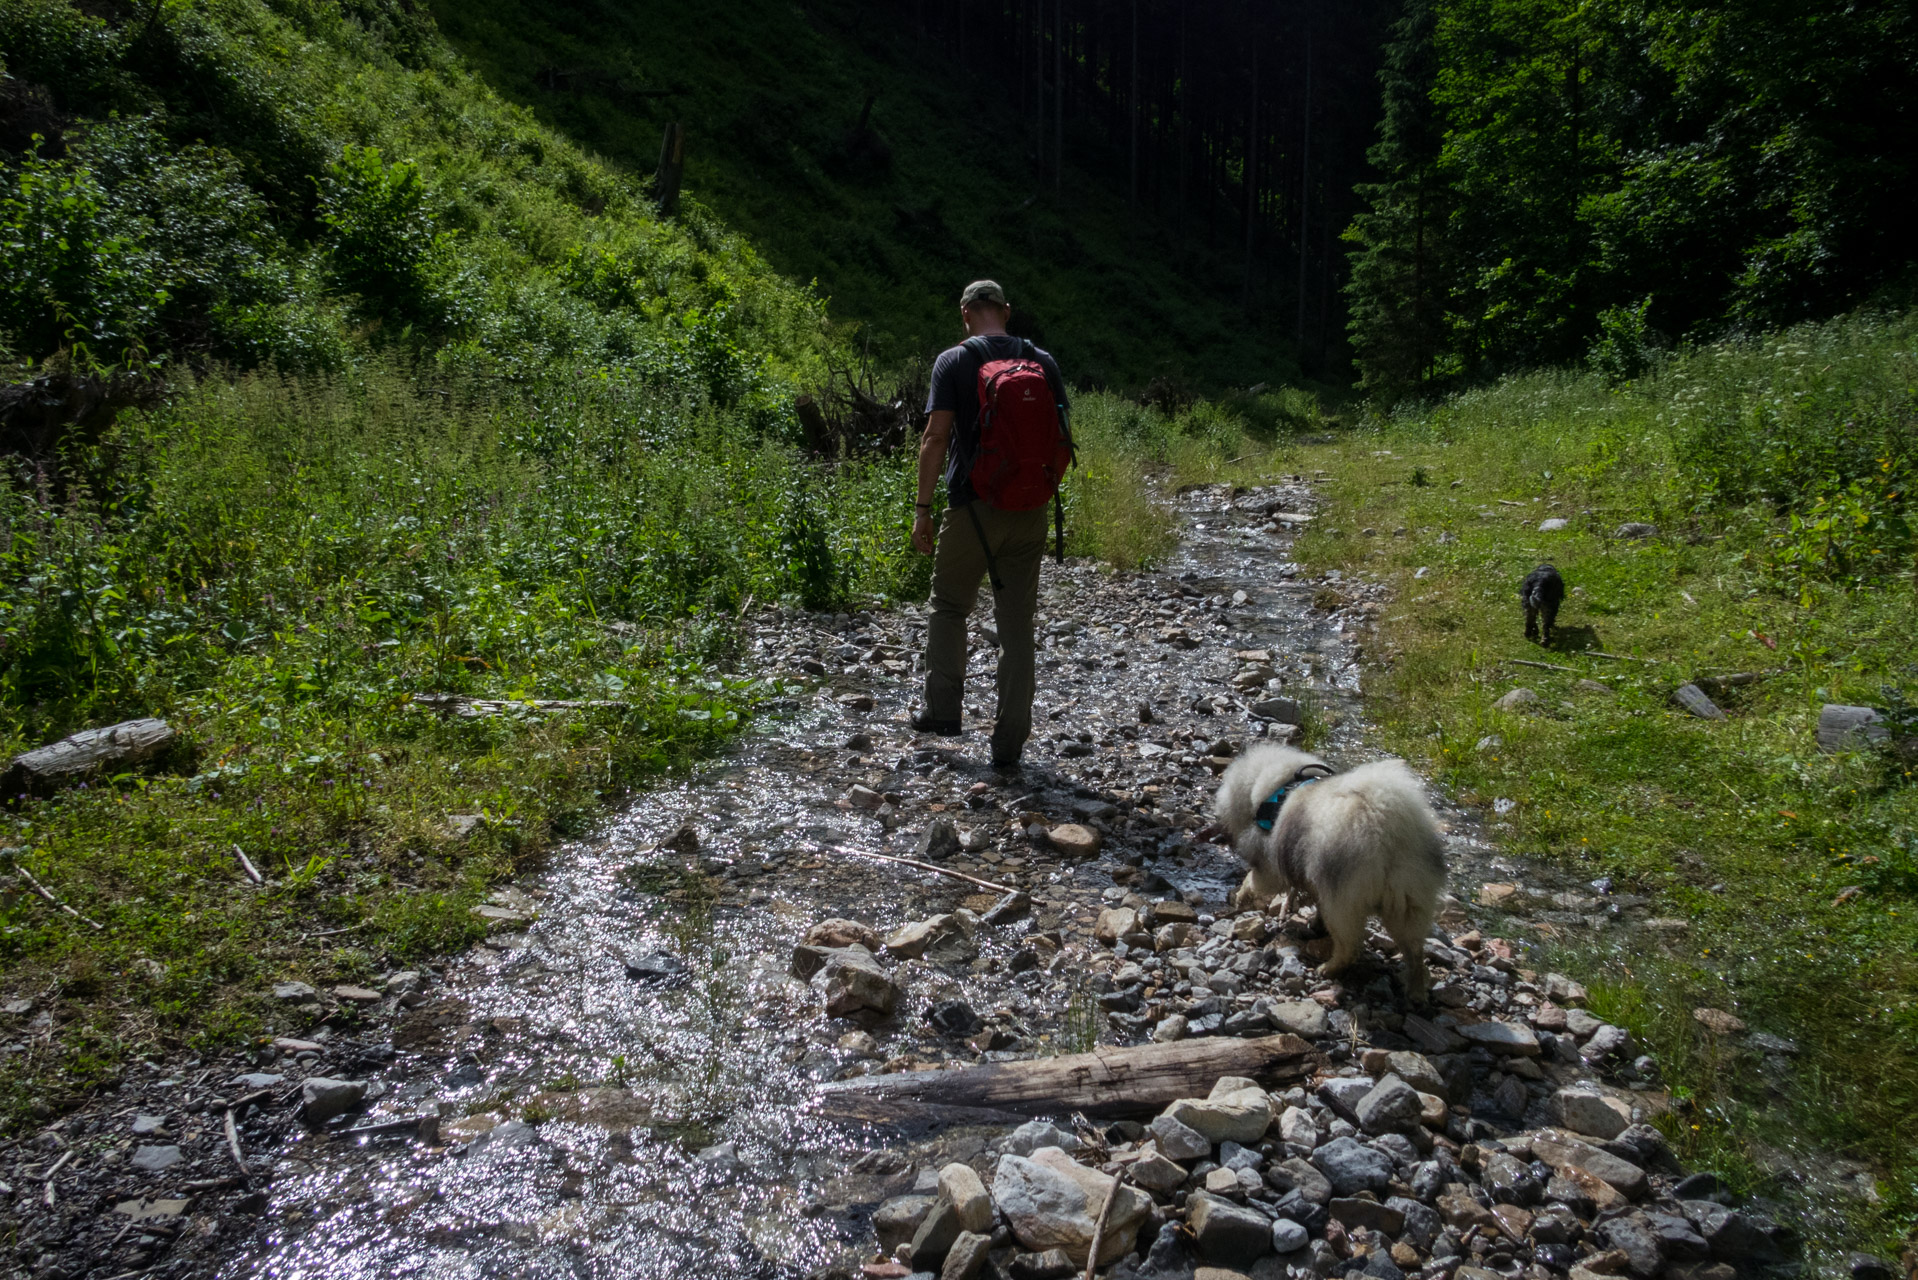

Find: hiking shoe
910;712;961;737
990;751;1023;772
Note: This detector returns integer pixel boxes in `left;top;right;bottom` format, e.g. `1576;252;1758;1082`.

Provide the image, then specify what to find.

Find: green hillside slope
429;0;1303;389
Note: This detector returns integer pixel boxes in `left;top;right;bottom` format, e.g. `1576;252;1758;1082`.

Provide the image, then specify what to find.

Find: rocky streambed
1;481;1886;1280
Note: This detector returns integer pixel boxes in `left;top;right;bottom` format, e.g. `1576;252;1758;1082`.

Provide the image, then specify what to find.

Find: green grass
0;363;937;1122
1292;308;1918;1259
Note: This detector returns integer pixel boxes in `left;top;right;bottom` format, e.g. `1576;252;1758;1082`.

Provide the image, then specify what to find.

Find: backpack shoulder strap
961;335;993;368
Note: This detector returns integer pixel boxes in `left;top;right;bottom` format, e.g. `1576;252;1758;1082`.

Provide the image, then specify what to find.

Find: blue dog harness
1254;775;1324;831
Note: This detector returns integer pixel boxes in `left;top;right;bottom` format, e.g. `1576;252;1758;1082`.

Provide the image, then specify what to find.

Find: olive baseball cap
960;279;1007;307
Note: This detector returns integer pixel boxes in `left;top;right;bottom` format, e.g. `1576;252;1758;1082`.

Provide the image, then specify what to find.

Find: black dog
1521;564;1565;643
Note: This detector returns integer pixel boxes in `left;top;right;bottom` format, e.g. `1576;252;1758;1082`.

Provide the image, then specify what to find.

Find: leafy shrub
316;146;469;334
0;143;169;368
1588;296;1660;385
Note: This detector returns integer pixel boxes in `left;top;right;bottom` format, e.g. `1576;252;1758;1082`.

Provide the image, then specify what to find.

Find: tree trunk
654;122;685;217
1296;15;1314;346
814;1033;1317;1124
3;718;176;795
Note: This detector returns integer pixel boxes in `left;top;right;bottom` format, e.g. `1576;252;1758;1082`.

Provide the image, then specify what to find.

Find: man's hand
914;410;954;557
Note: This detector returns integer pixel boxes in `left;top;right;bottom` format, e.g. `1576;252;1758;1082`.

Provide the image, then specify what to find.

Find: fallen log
813;1033;1317;1124
2;718;175;795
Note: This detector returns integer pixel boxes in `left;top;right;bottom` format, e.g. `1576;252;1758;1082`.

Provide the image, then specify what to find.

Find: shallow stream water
223;483;1640;1280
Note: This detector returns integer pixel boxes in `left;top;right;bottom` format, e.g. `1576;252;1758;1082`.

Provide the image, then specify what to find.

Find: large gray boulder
992;1147;1150;1266
1187;1190;1273;1268
1310;1137;1393;1197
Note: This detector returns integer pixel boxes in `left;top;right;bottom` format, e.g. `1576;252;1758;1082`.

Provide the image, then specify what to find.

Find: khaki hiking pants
924;501;1049;761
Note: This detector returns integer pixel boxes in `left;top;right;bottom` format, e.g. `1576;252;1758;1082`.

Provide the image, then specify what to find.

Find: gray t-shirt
925;334;1069;508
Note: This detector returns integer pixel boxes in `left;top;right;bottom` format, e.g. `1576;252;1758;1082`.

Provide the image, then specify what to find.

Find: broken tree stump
2;718;176;795
653;121;685;217
812;1033;1317;1124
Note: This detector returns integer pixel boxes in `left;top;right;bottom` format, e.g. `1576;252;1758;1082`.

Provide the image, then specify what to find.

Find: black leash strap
965;501;1006;593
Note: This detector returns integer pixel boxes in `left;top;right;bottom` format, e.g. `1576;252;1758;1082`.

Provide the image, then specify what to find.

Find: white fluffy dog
1214;743;1447;1000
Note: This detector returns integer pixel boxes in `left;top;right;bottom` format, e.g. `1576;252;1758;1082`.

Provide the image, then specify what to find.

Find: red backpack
962;336;1075;574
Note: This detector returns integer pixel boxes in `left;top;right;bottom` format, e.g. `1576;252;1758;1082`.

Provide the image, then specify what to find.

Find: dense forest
1346;0;1918;398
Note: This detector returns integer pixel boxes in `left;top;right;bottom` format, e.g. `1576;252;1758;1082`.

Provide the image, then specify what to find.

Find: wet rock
1006;1119;1082;1157
1095;907;1142;945
300;1077;367;1126
1493;688;1539;712
927;1000;982;1039
1354;1075;1422;1134
814;947;903;1019
1582;1022;1634;1062
909;1197;963;1267
1553;1087;1633;1139
1007;1249;1077;1280
1269;1156;1332;1205
1270;1217;1308;1253
1682;1201;1788;1262
1692;1007;1746;1036
837;692;876;712
886;916;961;960
1491;1073;1529;1118
806;919;883;950
657;823;701;853
1250;697;1302;722
1127;1146;1187;1193
1330;1196;1404;1235
1401;1013;1466;1054
1458;1019;1540;1056
1310;1137;1392;1196
847;784;885;809
113;1195;191;1221
1143;899;1198;928
1646;1210;1711;1259
1263;1000;1328;1038
694;1140;743;1176
1316;1075;1374;1124
1162;1076;1272;1144
621;952;689;985
1277;1106;1319;1151
917;817;961;861
1187;1190;1273;1267
1599;1215;1665;1276
1847;1255;1900;1280
1148;1113;1212;1161
874;1194;937;1252
1047;823;1102;858
940;1231;992;1280
993;1148;1150;1266
982;891;1030;925
1388;1196;1441;1249
1532;1129;1650;1198
130;1144;184;1172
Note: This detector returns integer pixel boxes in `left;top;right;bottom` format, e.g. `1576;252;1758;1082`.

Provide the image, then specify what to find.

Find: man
910;279;1070;769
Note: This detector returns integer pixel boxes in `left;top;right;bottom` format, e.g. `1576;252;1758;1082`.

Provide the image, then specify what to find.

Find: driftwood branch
223;1108;253;1189
233;844;263;885
2;718;175;795
830;845;1013;895
412;694;628;719
14;863;102;931
1083;1164;1133;1280
814;1033;1317;1123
